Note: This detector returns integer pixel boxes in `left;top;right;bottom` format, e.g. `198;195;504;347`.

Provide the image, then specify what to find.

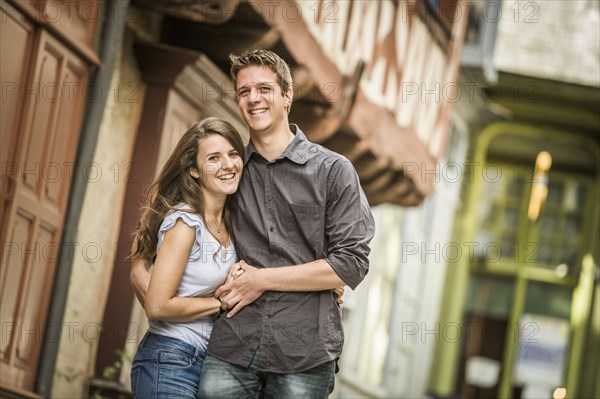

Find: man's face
235;65;292;135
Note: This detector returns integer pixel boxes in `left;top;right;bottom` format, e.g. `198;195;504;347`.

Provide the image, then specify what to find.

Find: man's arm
320;158;375;289
130;257;151;307
217;259;342;316
131;245;243;312
218;158;375;317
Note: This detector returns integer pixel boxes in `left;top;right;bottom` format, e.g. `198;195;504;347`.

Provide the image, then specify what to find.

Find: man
132;49;375;398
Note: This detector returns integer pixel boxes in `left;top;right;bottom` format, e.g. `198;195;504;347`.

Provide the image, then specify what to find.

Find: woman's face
194;134;243;198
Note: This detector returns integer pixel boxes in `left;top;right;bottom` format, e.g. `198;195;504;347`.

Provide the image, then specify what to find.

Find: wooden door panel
44;61;86;209
0;1;35;224
22;40;62;194
0;211;34;357
16;222;57;367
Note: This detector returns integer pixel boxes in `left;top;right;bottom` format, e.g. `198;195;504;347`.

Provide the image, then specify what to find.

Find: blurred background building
1;1;598;398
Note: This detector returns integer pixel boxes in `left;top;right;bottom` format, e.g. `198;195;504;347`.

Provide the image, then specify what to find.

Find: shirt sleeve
157;210;204;262
323;158;375;289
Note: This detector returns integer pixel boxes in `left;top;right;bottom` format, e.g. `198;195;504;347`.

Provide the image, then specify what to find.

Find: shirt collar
244;124;309;165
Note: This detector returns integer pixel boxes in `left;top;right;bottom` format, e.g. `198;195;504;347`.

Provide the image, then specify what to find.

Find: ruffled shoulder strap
158;206;204;261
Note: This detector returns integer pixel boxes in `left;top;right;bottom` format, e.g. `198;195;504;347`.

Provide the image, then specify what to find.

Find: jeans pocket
157;350;193;369
156;352;201;399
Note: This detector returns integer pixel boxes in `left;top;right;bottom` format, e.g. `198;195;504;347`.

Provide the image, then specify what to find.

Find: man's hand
130;258;151;307
215;262;245;310
215;260;264;318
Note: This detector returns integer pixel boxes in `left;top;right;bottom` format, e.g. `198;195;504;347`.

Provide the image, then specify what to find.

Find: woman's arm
145;219;221;322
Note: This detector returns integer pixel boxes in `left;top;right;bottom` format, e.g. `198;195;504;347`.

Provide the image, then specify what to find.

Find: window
461;0;501;82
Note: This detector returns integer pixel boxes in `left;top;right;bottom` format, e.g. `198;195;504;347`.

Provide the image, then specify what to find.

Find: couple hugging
128;49;375;398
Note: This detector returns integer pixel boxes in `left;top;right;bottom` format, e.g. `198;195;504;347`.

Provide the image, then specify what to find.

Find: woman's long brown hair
128;117;244;262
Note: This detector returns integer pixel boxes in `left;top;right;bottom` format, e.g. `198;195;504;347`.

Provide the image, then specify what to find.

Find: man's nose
248;87;261;102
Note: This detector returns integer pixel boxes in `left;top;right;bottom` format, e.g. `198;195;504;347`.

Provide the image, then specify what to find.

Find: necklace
211;221;224;234
206;216;224;236
208;220;229;247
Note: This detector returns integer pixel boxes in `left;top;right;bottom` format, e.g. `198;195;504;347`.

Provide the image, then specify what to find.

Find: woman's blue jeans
130;332;206;399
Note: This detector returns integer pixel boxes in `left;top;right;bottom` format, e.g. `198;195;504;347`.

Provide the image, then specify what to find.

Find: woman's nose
222;156;234;169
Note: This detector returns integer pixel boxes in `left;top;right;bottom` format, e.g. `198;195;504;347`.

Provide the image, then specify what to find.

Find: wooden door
0;13;89;391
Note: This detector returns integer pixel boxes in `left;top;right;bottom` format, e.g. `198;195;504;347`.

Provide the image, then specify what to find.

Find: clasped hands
214;260;261;318
214;261;345;318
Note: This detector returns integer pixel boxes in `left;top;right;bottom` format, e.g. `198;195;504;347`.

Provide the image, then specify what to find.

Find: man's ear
283;86;293;104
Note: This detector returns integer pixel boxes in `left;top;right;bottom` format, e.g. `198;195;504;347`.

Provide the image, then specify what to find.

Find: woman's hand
333;286;345;305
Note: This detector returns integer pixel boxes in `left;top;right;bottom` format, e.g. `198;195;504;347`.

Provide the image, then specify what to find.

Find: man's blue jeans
130;332;206;399
197;349;336;399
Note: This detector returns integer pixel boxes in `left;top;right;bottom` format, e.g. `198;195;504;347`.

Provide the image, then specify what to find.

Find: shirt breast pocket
284;203;324;253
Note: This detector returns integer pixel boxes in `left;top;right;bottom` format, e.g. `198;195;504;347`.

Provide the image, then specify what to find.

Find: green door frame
430;121;599;398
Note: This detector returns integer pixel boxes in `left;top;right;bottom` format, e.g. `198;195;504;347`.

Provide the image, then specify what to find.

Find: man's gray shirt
207;125;375;373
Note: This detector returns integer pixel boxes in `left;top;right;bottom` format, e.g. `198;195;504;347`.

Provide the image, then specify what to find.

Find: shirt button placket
266;162;275;236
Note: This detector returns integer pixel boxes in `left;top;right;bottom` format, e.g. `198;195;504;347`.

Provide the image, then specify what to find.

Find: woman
128;117;244;399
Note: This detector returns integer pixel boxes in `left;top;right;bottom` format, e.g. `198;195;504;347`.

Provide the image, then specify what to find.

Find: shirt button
269;226;274;232
265;315;269;320
268;195;273;201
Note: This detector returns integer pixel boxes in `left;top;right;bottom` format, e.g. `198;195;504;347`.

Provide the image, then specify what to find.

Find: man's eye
238;90;249;97
259;86;272;92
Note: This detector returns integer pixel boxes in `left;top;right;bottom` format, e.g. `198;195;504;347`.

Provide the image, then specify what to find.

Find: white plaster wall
494;0;600;87
334;114;468;398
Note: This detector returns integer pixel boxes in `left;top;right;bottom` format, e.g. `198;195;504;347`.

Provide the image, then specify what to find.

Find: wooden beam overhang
135;0;241;24
134;0;449;206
